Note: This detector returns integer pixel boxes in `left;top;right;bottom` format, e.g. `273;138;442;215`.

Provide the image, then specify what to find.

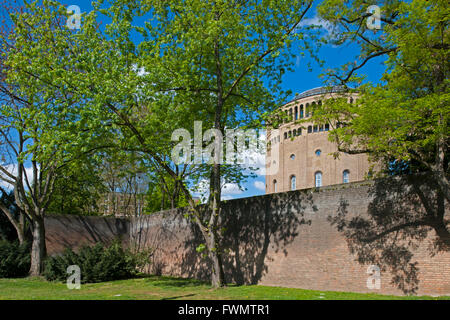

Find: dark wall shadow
130;210;189;275
177;190;316;285
45;215;129;254
329;174;449;294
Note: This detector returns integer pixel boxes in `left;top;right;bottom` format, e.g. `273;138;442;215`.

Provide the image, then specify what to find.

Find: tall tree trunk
29;216;47;276
208;25;226;288
206;220;225;288
16;222;25;244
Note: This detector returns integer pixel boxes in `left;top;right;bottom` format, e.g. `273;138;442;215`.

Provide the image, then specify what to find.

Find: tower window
315;149;321;156
290;175;296;191
315;171;322;187
343;170;350;183
273;179;277;192
290;154;295;160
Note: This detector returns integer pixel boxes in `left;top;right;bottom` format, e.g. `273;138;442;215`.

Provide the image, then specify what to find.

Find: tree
0;188;28;242
98;150;148;216
310;0;449;291
100;0;319;288
0;2;111;275
9;0;318;286
145;168;190;214
46;158;107;216
315;0;449;196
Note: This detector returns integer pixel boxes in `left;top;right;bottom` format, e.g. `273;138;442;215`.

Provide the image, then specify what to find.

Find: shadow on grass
143;275;209;288
161;293;197;300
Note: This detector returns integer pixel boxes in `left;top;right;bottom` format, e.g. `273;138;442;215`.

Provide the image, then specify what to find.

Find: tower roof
287;86;347;104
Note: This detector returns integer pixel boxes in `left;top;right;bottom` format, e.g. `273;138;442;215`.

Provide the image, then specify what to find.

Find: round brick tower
265;86;372;193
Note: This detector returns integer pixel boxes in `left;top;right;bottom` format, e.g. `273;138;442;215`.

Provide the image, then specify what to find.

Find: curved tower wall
265;88;372;193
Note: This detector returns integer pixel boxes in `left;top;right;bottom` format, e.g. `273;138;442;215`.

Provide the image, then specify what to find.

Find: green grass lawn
0;276;448;300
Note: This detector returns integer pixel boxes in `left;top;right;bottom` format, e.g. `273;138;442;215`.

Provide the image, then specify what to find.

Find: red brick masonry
45;176;450;296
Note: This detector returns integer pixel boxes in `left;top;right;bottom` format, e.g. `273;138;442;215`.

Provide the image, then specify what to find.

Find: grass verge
0;276;448;300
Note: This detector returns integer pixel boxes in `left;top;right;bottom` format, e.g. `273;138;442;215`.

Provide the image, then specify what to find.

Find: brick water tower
265;86;373;193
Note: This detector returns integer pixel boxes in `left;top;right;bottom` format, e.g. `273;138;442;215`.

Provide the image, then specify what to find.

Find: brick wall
45;215;129;254
45;175;450;296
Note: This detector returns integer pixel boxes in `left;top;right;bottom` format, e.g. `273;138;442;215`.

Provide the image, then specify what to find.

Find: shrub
43;240;150;283
0;240;30;278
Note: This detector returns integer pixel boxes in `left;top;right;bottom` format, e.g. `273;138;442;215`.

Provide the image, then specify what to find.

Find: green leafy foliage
6;0;319;286
0;240;30;278
43;241;149;283
313;0;449;179
46;159;107;216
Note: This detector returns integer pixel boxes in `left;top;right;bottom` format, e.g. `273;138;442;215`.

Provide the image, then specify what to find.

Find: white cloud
190;179;245;202
222;183;244;196
131;64;149;77
253;181;265;191
296;16;334;35
0;164;37;191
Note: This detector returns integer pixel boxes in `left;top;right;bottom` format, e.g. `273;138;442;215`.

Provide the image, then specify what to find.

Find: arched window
300;105;304;118
297;128;302;136
293;129;297;136
319;125;324;132
305;103;310;117
294;106;298;120
349;97;353;104
290;175;296;191
343;170;350;183
289;108;293;121
273;179;277;192
325;124;330;131
290;154;295;160
284;132;287;139
315;149;321;156
311;101;316;116
313;125;318;132
288;130;292;138
307;126;312;133
315;171;322;187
